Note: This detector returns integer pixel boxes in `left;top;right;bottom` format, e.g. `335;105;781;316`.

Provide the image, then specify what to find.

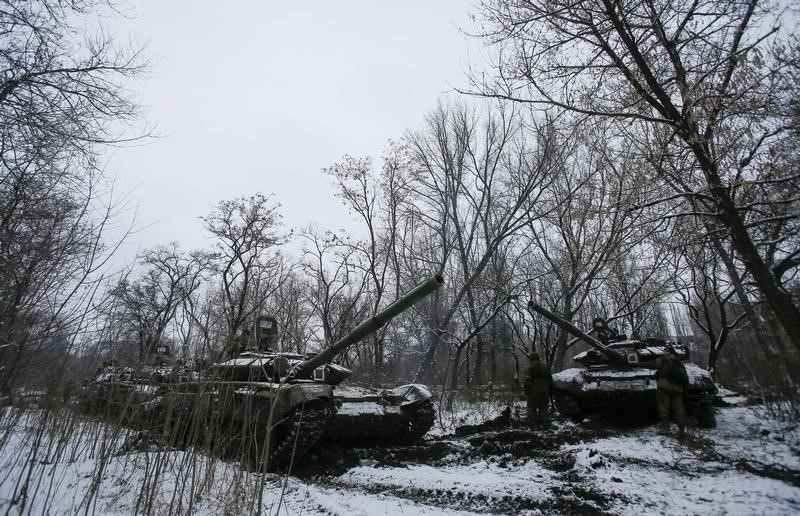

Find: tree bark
702;160;800;353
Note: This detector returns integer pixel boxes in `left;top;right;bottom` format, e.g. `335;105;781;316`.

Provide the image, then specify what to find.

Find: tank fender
284;382;334;403
685;363;717;392
551;368;584;396
388;384;432;406
255;383;334;420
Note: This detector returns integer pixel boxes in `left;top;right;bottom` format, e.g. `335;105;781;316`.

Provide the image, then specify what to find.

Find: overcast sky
107;1;477;259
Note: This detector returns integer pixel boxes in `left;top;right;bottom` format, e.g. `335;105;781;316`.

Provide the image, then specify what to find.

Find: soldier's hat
527;351;540;360
663;344;676;354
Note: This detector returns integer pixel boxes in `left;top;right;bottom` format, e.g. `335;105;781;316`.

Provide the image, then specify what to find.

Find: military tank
527;301;717;427
210;276;442;469
80;344;204;443
84;275;443;470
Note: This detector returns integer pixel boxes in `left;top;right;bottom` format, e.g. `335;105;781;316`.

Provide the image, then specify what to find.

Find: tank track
688;392;716;428
400;399;435;442
553;391;586;422
258;401;334;471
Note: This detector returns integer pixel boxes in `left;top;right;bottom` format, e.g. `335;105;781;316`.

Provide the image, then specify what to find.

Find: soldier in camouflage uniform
655;344;689;437
522;351;552;428
234;327;252;354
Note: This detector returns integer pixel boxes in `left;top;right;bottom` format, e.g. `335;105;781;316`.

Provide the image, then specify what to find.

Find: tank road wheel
553;392;586;422
691;393;717;428
400;399;435;443
253;400;334;471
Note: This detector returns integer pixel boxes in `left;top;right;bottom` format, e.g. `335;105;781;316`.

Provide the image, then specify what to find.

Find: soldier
655;344;689;437
522;351;552;428
234;328;252;353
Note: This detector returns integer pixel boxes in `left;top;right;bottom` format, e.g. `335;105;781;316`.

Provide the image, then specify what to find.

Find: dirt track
292;415;625;514
287;406;800;515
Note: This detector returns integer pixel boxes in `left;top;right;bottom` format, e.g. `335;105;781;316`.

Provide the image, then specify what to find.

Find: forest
1;1;799;514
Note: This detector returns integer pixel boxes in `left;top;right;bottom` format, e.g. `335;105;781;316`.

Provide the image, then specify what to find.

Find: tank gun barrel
293;275;444;377
527;301;629;367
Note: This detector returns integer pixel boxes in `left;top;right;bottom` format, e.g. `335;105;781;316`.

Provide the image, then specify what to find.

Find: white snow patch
337;459;556;504
337;402;401;416
560;406;800;515
428;399;510;437
1;398;798;515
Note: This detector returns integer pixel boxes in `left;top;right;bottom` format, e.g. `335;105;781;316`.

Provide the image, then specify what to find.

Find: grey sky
108;1;475;258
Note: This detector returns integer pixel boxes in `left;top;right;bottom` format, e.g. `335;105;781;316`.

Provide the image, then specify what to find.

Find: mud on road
288;404;800;515
293;412;626;515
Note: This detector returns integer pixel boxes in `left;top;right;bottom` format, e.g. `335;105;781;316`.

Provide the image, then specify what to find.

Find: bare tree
602;250;673;338
473;0;800;351
323;143;418;378
108;244;211;362
674;218;747;375
324;155;392;375
300;227;369;365
0;0;147;400
521;119;657;367
263;269;314;354
403;103;556;383
201;193;284;358
180;287;227;365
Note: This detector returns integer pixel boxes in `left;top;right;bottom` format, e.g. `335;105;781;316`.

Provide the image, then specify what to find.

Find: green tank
528;301;717;427
210;275;443;468
80;343;203;443
84;275;444;470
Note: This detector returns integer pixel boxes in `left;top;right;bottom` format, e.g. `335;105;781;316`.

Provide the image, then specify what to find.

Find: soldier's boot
677;425;686;440
657;421;671;435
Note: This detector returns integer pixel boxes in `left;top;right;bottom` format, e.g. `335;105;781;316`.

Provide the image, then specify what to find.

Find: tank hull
552;363;717;426
325;384;434;443
82;367;437;467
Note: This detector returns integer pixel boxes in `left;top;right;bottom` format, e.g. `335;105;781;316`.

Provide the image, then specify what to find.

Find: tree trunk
417;290;443;384
554;330;569;371
553;298;575;370
473;334;485;385
707;345;718;377
709;235;772;347
687;135;800;354
489;319;498;384
465;345;472;386
373;334;383;378
447;346;463;410
716;189;800;353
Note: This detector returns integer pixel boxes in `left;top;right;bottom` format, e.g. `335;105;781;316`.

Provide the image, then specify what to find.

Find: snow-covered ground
562;403;800;514
0;394;798;515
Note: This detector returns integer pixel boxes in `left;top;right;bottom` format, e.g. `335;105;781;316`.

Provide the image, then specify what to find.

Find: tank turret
292;274;444;378
527;301;629;367
214;275;443;383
